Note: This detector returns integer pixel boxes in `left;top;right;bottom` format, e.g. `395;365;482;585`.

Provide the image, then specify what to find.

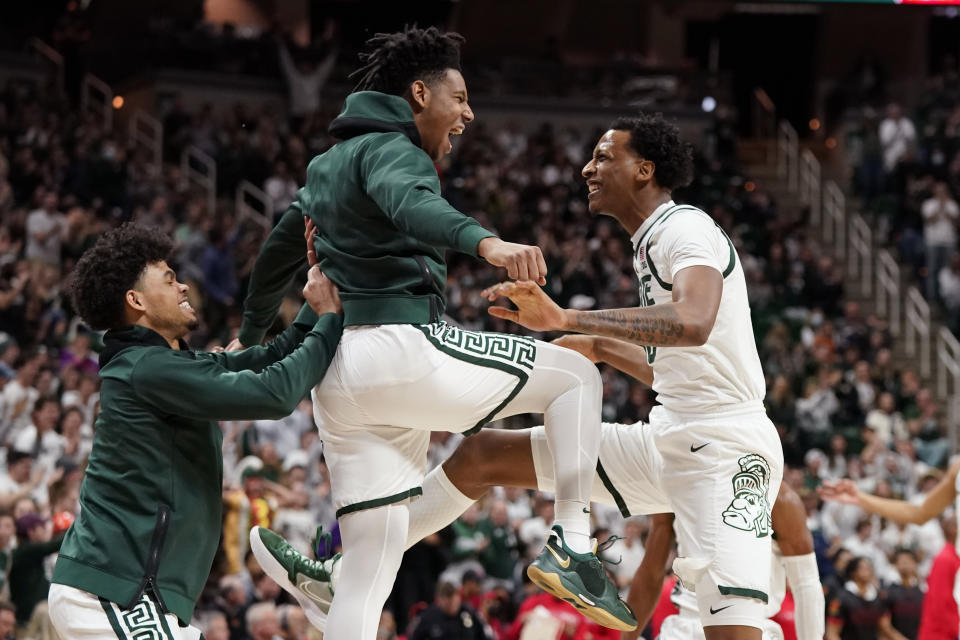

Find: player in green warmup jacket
238;26;634;640
47;224;342;640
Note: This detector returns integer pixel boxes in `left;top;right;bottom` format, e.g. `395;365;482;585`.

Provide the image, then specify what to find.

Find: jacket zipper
127;504;171;612
413;256;439;323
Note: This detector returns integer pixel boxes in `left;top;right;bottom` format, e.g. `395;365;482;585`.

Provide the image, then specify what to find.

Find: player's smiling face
411;68;474;162
129;261;198;339
582;129;646;218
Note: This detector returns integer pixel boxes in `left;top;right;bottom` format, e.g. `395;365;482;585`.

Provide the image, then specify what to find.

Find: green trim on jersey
99;598;126;640
596;460;631;518
415;323;536;436
335;487;424;519
640;206;737;292
718;585;769;603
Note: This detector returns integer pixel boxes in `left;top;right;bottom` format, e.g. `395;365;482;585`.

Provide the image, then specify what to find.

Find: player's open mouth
587;181;601;197
179;300;194;312
446;125;464;151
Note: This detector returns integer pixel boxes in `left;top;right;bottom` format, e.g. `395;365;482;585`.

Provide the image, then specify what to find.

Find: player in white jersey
820;458;960;634
633;485;824;640
482;115;784;638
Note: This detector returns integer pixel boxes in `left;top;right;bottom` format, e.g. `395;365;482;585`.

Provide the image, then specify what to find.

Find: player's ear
635;159;655;184
408;80;429;111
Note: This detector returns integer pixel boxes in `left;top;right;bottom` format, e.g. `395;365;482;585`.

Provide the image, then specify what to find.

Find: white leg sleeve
497;341;602;551
781;552;825;640
325;504;409;640
404;465;475;550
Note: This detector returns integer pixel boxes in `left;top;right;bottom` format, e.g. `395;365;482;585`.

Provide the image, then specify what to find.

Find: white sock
781;552;825;640
405;465;476;550
555;500;592;553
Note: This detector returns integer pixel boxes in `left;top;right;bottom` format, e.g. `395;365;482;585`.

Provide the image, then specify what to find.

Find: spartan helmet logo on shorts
721;454;772;537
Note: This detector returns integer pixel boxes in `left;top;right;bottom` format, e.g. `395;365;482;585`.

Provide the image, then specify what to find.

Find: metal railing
752;88;776;164
848;213;873;297
129;110;163;175
876;249;901;337
28;38;64;94
756;85;960;447
777;120;798;192
905;286;932;378
180;145;216;216
822;181;846;256
936;328;960;452
236;181;273;232
799;149;820;227
80;73;113;131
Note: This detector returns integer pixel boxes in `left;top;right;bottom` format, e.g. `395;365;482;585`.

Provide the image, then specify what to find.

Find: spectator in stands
9;513;63;626
921;181;959;301
24;192;65;273
0;601;14;640
865;392;907;449
277;30;338;129
479;500;517;586
0;510;15;600
883;548;923;639
13;397;63;472
201;225;239;341
0;451;44;511
826;557;902;640
264;161;299;222
245;602;280;640
940;253;960;335
0;353;41;444
879;103;917;176
202;611;230;640
409;581;487;640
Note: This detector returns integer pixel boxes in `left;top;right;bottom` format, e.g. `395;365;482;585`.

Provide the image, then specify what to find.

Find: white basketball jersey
631;201;766;412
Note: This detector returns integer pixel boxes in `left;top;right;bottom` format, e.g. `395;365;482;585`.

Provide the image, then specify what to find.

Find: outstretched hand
817;479;862;506
482;280;568;333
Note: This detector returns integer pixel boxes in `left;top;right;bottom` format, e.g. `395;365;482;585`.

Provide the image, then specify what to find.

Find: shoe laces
277;529;330;579
596;535;623;566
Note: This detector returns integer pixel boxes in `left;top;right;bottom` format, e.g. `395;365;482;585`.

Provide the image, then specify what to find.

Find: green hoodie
238;91;497;345
52;306;342;624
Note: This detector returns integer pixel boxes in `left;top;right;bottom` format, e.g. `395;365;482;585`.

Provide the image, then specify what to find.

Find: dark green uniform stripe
153;596;177;640
99;598;127;640
642;206;737;291
596;460;631;518
336;487;423;519
718;585;769;603
415;325;532;436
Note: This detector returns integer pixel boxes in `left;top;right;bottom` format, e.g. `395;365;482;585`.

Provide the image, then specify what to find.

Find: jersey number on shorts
639;274;657;364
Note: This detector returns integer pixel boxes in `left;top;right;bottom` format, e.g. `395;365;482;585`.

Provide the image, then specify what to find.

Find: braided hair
350;25;465;96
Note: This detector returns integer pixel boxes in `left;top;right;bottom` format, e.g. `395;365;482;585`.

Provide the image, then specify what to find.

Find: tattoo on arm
570;306;686;346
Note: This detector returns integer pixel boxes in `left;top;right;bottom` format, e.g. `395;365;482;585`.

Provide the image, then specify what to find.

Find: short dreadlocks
68;223;173;330
350;25;465;96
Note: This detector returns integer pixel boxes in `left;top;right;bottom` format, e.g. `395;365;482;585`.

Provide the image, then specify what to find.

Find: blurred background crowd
1;1;960;639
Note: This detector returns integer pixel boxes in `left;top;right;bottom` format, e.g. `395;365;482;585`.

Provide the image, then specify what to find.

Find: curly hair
68;223;173;330
611;114;695;191
350;25;464;96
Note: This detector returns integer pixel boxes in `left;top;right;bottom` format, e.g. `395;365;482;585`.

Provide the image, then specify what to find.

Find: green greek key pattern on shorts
419;323;536;374
101;595;173;640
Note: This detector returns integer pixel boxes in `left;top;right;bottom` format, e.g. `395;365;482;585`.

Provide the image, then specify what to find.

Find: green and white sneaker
249;526;341;631
527;525;638;631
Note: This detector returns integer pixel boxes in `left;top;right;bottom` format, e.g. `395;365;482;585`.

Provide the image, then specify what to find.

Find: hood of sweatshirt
328;91;422;148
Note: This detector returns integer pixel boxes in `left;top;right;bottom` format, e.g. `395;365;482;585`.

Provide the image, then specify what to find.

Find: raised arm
237;206;310;347
819;461;959;525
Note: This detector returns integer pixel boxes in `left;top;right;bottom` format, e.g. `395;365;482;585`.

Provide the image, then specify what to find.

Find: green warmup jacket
51;306;342;624
238;91;497;345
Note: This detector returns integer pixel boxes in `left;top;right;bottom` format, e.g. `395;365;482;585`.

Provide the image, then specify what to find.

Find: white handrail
799;149;820;227
777;121;798;192
129;110;163;175
823;181;846;256
180;145;216;217
876;249;901;336
80;73;113;131
935;327;960;452
905;286;932;377
848;213;872;297
236;181;273;232
28;38;64;93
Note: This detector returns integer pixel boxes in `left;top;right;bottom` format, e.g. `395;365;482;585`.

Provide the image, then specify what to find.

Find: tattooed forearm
569;305;690;346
